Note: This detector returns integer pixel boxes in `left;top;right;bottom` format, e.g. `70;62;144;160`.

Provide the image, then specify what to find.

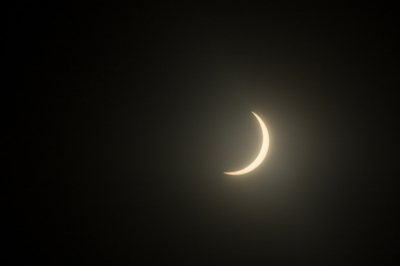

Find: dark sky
7;2;399;265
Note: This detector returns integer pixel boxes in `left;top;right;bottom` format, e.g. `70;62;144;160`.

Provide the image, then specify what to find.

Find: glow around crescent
224;112;269;175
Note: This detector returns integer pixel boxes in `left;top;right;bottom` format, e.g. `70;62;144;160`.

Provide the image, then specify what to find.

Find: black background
6;2;399;265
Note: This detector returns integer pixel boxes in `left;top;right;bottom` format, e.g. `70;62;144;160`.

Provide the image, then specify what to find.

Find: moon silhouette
224;112;269;175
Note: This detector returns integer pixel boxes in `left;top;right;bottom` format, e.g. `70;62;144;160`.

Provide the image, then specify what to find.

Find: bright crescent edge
224;112;269;175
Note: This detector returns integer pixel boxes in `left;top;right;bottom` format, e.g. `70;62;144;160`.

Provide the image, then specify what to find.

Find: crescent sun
224;112;270;175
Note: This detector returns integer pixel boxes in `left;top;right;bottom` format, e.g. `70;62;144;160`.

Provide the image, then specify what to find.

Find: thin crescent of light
224;112;269;175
